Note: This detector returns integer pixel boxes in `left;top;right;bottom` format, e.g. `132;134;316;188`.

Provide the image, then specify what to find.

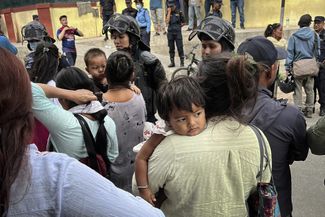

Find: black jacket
244;87;309;217
133;50;166;123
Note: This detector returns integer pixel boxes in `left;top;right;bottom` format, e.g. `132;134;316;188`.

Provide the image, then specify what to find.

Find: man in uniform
100;0;116;41
122;0;138;18
314;16;325;116
166;0;185;67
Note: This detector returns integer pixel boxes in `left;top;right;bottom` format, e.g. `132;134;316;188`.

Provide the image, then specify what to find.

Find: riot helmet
103;13;140;39
21;20;54;43
189;16;235;50
103;14;150;51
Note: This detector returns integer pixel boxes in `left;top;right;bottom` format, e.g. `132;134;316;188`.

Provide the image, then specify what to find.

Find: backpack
74;114;111;178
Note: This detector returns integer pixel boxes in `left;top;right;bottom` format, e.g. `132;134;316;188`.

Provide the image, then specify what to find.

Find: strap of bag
250;125;273;183
74;114;100;172
250;125;266;182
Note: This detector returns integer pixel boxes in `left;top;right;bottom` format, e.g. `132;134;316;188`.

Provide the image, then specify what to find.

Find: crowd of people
0;0;325;216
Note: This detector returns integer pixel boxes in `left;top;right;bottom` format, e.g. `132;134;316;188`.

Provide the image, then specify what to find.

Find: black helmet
279;73;295;94
103;14;150;51
189;16;235;50
21;20;55;43
103;13;140;39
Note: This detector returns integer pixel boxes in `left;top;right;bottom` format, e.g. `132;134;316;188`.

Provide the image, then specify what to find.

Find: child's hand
139;188;156;206
130;84;141;95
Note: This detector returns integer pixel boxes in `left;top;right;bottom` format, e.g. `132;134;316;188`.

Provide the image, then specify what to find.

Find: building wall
12;9;38;42
1;0;325;42
50;4;102;39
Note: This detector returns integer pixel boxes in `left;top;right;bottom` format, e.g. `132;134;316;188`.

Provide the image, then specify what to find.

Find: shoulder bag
247;125;281;217
292;32;319;77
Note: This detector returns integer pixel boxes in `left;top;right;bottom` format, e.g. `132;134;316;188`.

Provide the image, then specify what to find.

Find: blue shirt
0;35;18;54
136;8;151;33
150;0;162;9
7;144;165;217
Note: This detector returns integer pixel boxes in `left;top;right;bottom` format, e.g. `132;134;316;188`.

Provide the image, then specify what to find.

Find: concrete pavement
15;26;325;217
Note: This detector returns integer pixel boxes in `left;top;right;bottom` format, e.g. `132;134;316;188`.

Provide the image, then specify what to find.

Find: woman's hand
139;188;156;206
70;89;97;104
130;84;141;95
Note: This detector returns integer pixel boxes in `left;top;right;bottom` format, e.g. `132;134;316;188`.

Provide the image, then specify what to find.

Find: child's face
168;104;206;136
86;55;107;83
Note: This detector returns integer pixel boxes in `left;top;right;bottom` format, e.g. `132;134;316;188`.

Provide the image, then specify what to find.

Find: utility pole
280;0;286;25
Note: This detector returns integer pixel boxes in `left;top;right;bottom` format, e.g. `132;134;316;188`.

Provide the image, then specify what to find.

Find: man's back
247;88;308;216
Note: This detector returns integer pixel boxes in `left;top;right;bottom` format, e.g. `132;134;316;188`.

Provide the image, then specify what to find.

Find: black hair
56;67;96;107
226;55;259;120
105;51;134;88
199;32;233;52
59;15;67;21
264;23;281;38
197;53;259;123
84;48;106;67
156;76;205;121
197;54;230;119
29;42;59;84
55;66;109;164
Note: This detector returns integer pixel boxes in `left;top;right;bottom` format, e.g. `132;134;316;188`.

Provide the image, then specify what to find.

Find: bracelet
137;185;149;189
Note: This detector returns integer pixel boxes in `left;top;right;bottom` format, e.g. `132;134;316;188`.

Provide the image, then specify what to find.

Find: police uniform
315;16;325;115
122;0;138;18
133;50;166;123
100;0;115;40
167;2;185;67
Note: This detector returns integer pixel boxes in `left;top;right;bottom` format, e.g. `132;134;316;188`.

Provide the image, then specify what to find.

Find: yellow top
145;118;272;217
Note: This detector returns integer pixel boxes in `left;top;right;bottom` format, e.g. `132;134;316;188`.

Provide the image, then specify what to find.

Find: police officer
166;0;185;67
207;0;223;18
122;0;138;18
314;16;325;116
100;0;116;41
189;16;235;57
104;14;166;123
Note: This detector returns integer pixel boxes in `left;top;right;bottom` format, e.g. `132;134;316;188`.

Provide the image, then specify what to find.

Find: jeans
230;0;245;27
188;5;201;29
65;52;77;66
150;8;165;33
293;75;314;111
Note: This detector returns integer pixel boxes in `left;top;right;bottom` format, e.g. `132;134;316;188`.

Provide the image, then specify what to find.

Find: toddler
135;76;207;206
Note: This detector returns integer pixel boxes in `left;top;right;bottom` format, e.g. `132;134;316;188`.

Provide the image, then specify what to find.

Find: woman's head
134;0;144;8
105;14;142;53
56;67;96;109
197;53;259;122
264;23;283;41
105;51;134;88
157;76;206;136
0;48;34;214
29;42;59;83
189;16;235;57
